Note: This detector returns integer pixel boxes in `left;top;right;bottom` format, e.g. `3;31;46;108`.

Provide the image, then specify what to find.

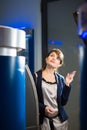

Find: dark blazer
33;70;71;124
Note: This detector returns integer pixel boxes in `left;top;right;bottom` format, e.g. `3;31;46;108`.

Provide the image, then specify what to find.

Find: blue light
48;40;63;45
81;31;87;39
2;22;34;29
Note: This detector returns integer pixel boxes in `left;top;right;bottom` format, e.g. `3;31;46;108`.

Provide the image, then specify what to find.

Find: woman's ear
58;63;62;67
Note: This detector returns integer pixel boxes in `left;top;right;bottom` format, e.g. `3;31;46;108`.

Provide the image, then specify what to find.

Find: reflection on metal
0;25;26;56
25;64;39;130
0;47;16;56
79;45;84;70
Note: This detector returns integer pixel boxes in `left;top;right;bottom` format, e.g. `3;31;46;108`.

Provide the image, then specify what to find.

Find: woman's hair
47;48;64;65
42;48;64;70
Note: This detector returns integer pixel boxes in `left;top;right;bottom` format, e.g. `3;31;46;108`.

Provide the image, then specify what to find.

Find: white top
41;79;68;130
42;78;58;117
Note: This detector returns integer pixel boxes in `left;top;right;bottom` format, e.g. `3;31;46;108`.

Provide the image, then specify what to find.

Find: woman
33;48;76;130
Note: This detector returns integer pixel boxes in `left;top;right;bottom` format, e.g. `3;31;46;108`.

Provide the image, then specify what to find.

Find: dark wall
47;0;85;130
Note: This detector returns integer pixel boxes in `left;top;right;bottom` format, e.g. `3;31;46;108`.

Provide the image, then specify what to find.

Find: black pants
49;118;54;130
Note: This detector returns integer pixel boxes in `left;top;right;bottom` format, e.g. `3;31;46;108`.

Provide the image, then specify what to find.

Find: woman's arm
61;71;76;105
61;84;71;105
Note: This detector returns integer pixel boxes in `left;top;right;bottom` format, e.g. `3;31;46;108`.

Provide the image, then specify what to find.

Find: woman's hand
65;71;76;86
45;106;55;115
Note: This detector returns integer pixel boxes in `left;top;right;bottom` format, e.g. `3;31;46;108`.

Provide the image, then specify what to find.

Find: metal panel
0;56;26;130
26;64;40;130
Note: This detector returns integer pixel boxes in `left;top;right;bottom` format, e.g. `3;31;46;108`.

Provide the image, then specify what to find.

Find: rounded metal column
0;26;26;130
80;45;87;130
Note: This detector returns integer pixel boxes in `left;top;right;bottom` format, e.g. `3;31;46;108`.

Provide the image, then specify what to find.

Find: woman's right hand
45;106;55;115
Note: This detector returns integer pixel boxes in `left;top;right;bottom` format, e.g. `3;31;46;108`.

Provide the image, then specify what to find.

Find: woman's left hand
65;71;76;86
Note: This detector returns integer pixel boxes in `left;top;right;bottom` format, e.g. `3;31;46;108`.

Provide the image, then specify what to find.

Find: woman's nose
52;57;56;60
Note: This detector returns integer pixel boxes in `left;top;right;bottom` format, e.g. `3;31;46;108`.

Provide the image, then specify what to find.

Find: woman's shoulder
34;69;42;78
55;72;64;80
55;72;65;86
35;69;42;74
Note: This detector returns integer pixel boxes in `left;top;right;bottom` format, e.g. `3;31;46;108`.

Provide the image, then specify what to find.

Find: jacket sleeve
61;85;71;105
33;73;46;115
60;77;71;106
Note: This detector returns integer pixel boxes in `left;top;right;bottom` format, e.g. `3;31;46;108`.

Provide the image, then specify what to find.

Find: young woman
33;48;76;130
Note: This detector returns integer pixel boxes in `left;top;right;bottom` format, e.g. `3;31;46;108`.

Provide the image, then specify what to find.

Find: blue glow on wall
1;22;34;29
48;40;63;45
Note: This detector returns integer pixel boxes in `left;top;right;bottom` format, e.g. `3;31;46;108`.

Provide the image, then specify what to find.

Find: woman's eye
57;57;60;60
50;54;54;57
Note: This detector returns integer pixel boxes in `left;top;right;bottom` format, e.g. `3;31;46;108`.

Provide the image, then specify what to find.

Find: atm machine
0;26;39;130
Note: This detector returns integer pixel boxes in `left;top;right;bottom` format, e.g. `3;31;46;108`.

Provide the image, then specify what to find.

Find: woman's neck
43;67;55;74
42;67;56;82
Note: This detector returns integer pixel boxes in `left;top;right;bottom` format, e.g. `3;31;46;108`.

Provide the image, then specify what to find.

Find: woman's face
46;52;61;69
